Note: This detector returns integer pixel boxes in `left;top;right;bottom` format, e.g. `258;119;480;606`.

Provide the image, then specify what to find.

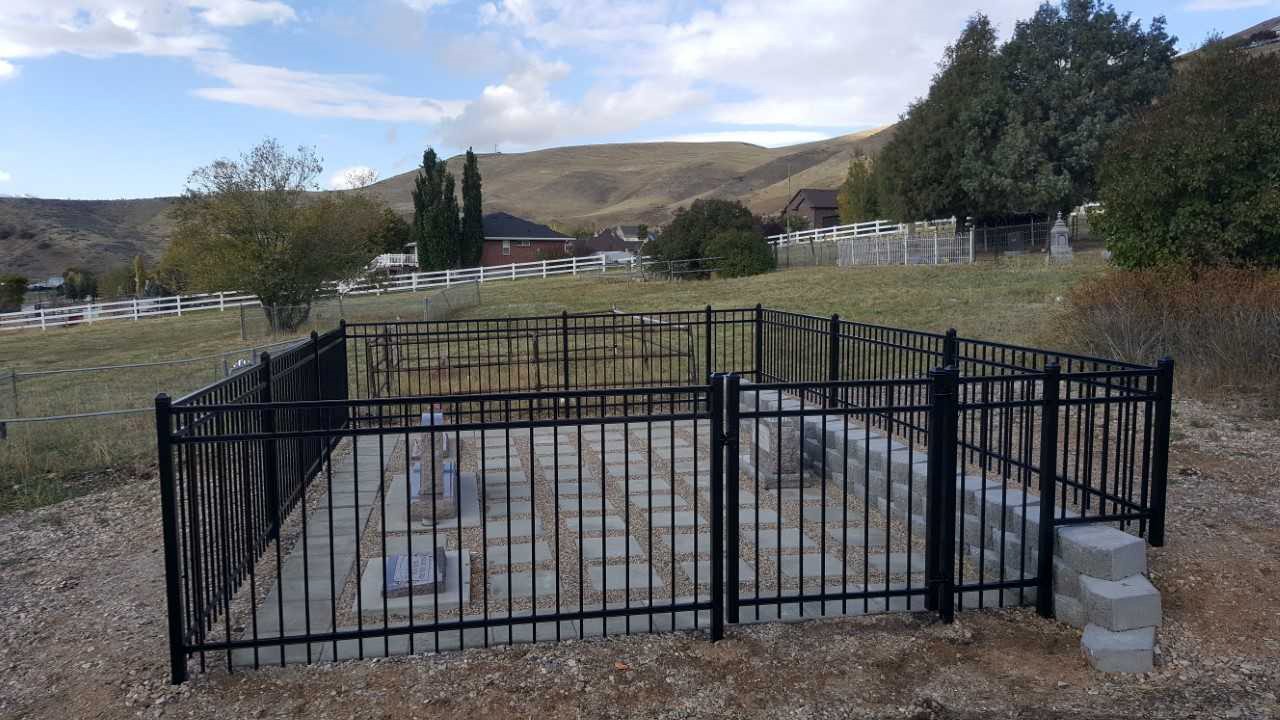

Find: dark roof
785;188;839;211
583;228;630;253
1177;15;1280;62
482;212;571;241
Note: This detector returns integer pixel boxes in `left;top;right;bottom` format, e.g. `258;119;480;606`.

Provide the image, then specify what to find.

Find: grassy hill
0;127;893;279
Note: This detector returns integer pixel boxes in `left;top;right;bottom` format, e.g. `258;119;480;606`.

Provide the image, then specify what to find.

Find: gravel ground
1;395;1278;719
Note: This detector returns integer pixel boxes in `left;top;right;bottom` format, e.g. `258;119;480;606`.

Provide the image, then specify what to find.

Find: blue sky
0;0;1275;199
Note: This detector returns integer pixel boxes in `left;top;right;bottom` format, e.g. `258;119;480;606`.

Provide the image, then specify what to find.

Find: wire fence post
1036;363;1061;618
154;393;187;684
1149;357;1175;547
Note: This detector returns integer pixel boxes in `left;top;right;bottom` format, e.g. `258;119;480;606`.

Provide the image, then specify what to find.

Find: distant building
782;189;840;229
580;225;653;256
1176;15;1280;63
481;212;574;265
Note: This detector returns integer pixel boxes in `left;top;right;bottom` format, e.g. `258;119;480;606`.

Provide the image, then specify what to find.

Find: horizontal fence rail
155;306;1172;683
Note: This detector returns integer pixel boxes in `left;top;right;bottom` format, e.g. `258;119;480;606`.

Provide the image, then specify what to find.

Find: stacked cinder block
1053;524;1161;672
735;383;1161;672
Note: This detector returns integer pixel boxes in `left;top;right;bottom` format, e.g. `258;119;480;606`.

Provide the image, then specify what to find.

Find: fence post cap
945;327;958;337
1157;356;1175;370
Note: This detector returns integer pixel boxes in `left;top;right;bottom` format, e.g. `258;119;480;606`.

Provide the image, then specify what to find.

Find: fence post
724;373;741;624
154;394;188;684
827;314;840;408
925;366;958;621
1036;363;1062;618
709;374;726;640
753;304;764;382
260;352;281;541
704;305;714;383
542;260;548;278
133;298;139;321
7;369;17;418
1148;357;1174;547
943;328;958;368
560;311;571;390
176;295;182;317
219;292;225;311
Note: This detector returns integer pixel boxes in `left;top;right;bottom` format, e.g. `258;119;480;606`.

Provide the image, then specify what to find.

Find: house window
517;239;531;247
502;240;511;256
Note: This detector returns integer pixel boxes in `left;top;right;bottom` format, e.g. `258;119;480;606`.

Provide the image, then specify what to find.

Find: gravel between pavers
1;395;1278;719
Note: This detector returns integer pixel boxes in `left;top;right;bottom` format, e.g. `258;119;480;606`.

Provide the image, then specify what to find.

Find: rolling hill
0;126;893;279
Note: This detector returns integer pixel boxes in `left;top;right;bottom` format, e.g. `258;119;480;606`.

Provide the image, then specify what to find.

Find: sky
0;0;1276;199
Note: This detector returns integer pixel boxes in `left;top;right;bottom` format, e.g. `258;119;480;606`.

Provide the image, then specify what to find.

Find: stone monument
1049;211;1073;263
408;408;460;521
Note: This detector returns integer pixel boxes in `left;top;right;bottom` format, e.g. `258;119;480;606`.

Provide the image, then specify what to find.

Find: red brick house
480;212;574;266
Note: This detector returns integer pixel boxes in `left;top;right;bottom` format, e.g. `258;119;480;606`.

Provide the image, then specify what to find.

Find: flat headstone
354;549;470;615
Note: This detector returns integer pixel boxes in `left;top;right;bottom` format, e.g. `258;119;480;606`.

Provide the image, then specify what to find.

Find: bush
1059;268;1280;391
1095;40;1280;268
706;229;776;278
0;274;26;312
646;198;756;265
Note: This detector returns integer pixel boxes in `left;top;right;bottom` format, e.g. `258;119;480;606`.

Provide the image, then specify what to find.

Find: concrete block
1054;593;1087;628
1054;558;1080;599
1081;624;1155;673
1056;525;1146;581
1080;574;1161;631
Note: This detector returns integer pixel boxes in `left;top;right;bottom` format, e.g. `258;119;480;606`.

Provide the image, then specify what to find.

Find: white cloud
0;1;294;68
0;170;11;183
327;166;378;190
0;59;16;79
193;57;466;123
656;130;830;147
195;0;296;27
471;0;1038;141
399;0;450;10
1183;0;1272;9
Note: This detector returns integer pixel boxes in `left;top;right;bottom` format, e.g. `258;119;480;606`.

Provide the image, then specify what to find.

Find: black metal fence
155;307;1172;683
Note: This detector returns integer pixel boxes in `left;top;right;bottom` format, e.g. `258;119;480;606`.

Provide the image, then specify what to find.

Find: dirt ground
1;395;1277;720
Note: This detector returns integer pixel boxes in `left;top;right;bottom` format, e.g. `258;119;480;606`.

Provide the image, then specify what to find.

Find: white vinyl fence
1;254;626;333
766;217;957;247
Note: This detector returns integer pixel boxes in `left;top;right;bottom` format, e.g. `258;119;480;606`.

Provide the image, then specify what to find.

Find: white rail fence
0;254;625;333
767;217;958;247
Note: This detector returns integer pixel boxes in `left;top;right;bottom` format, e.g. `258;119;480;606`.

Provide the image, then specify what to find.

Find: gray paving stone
557;481;602;497
662;532;712;555
489;620;579;645
748;528;817;551
626;478;671;494
587;563;664;592
483;483;531;500
826;526;887;549
737;509;780;525
779;554;845;579
484;541;552;567
486;500;533;518
488;571;558;600
680;559;756;584
628;493;688;510
580;536;645;561
868;552;926;576
648;511;706;528
575;515;627;533
483;518;542;540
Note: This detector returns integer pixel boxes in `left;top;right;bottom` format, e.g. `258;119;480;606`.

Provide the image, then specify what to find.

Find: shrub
646;198;756;265
1095;40;1280;268
0;274;26;312
1059;268;1280;391
706;229;776;278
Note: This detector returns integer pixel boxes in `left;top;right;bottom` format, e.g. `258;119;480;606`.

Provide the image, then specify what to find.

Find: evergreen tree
440;170;462;267
461;148;484;266
411;148;445;270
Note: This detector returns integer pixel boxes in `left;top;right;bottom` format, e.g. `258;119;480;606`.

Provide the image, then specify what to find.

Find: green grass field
0;254;1105;513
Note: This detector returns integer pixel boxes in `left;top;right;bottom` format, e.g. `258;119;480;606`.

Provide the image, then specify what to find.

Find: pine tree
461;148;484;266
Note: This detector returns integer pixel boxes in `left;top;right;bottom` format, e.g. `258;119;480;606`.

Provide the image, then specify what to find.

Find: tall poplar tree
411;148;445;270
461;148;484;266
